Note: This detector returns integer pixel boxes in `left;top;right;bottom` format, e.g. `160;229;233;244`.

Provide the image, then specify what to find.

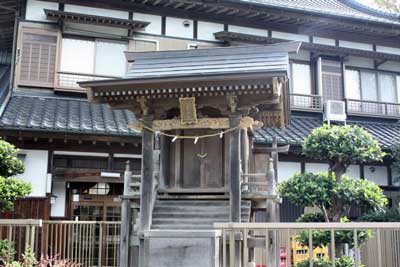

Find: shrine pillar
140;120;155;231
229;116;241;222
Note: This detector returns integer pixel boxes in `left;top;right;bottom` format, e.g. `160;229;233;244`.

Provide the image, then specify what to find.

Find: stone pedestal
141;230;221;267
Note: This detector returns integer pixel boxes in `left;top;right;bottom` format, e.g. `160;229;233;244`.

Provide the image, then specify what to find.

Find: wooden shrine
81;42;300;267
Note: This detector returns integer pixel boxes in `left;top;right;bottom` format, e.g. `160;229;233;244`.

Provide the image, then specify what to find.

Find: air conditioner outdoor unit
323;100;346;124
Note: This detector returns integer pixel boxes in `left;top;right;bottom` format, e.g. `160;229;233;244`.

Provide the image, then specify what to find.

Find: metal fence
215;222;400;267
0;220;120;267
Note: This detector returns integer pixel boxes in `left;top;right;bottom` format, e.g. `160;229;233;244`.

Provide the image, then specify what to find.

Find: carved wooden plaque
179;97;197;124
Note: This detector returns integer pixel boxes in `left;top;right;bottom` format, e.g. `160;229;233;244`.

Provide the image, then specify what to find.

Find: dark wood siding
2;196;51;220
279;198;304;222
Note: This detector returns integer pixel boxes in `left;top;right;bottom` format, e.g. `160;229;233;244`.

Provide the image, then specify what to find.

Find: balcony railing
55;71;120;93
290;93;323;111
215;222;400;267
346;98;400;118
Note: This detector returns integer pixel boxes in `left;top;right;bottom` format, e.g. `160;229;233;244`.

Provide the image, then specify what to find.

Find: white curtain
60;38;95;74
345;69;361;99
379;73;397;103
291;63;311;95
361;71;378;101
95;40;127;77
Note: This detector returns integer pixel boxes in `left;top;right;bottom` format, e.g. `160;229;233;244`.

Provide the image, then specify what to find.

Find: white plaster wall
17;150;48;197
345;56;374;69
51;181;66;217
377;61;400;72
364;165;388;186
25;0;59;22
277;161;301;182
271;31;309;42
376;45;400;56
133;12;162;35
229;25;269;37
346;165;360;180
305;163;329;173
313;36;335;46
339;40;373;51
197;21;224;41
165;17;193;39
64;4;128;19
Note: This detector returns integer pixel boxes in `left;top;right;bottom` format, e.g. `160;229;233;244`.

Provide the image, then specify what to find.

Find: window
345;69;400;115
345;69;400;104
60;38;95;74
379;73;397;103
290;62;312;95
17;28;58;88
320;59;343;101
60;38;127;77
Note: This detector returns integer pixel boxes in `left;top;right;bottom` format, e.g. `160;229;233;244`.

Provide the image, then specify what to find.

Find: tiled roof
255;116;400;148
238;0;400;25
0;94;399;148
0;94;140;137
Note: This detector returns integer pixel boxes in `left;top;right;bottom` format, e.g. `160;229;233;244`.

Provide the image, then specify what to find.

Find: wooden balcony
290;93;323;112
55;71;120;93
346;98;400;118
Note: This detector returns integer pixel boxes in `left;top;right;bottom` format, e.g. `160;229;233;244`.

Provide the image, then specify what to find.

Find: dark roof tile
255;116;400;148
0;95;140;137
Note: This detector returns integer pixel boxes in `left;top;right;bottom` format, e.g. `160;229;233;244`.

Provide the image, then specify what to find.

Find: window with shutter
17;29;58;88
320;59;344;102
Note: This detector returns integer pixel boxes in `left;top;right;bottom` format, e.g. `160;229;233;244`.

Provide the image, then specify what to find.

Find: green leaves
0;140;24;178
278;172;335;209
278;173;387;221
0;176;32;211
302;124;384;167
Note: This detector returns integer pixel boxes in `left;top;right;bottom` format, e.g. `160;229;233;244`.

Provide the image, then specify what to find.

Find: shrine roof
123;42;300;80
255;116;400;148
80;42;301;99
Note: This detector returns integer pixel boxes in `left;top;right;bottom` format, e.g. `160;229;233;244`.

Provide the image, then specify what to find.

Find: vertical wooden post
240;129;249;175
140;121;154;231
120;161;132;267
159;135;169;189
229;116;241;222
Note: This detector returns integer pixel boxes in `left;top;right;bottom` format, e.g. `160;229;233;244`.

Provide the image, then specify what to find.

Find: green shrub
295;256;364;267
360;208;400;222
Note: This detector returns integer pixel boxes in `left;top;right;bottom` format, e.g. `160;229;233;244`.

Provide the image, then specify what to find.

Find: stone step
153;206;249;213
154;200;251;207
152;211;250;219
152;224;214;230
152;211;229;218
152;218;248;224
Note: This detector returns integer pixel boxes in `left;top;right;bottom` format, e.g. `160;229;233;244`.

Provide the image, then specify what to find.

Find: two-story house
0;0;399;223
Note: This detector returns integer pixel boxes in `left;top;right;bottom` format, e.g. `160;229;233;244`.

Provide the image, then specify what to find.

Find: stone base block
142;230;221;267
